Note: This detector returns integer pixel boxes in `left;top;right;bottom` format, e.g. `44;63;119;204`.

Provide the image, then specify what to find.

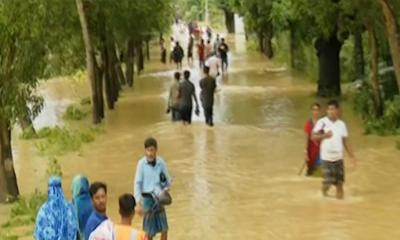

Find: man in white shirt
312;100;356;199
205;53;221;79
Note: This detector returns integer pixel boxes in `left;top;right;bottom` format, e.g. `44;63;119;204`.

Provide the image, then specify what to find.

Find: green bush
80;97;91;106
63;104;87;121
354;86;400;135
20;126;38;139
1;191;46;229
35;126;82;156
34;126;102;157
37;127;54;138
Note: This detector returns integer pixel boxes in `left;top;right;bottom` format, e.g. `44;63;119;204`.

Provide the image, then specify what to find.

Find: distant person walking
172;42;184;70
200;66;217;127
197;39;206;69
169;37;175;64
187;35;194;66
205;39;213;59
218;38;229;72
178;70;200;125
160;37;167;64
312;100;356;199
303;103;322;176
213;34;221;52
167;72;182;121
205;53;221;79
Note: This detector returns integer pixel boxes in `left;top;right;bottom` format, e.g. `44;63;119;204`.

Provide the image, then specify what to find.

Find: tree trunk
0;119;19;202
136;41;144;73
102;39;115;110
223;9;235;33
126;39;135;87
289;23;297;69
263;31;274;59
19;106;36;135
113;44;126;86
258;32;264;53
368;25;384;116
379;0;400;91
94;60;105;119
315;32;343;97
354;29;365;81
145;39;150;61
76;0;102;124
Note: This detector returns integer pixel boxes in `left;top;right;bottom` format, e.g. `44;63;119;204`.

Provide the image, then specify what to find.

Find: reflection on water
11;35;400;239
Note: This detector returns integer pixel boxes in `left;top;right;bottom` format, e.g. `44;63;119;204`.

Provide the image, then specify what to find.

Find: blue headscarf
35;176;78;240
71;175;94;238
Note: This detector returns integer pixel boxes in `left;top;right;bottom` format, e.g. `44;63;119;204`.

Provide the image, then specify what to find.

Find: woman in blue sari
71;175;94;239
35;176;78;240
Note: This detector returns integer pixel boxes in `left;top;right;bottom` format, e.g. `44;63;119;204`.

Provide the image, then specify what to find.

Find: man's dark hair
119;193;136;218
184;70;190;79
144;137;158;149
174;72;181;80
203;66;210;74
221;38;225;42
176;41;180;46
311;102;321;109
327;99;339;108
207;40;211;44
89;182;107;198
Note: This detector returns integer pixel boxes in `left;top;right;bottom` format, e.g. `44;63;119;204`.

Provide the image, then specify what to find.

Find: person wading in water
178;70;200;125
312;100;357;199
200;66;217;127
134;138;172;240
303;103;322;176
167;72;182;121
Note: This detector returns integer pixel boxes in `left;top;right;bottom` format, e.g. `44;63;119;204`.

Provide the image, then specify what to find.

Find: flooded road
12;34;400;239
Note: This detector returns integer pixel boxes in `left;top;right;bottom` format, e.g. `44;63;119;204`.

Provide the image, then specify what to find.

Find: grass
1;191;46;239
35;126;101;156
63;104;88;121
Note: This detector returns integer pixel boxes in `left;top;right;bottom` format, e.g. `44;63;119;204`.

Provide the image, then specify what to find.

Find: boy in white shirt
312;100;356;199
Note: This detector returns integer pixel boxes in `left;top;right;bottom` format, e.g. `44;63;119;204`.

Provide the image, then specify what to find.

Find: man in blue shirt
134;137;171;240
84;182;108;240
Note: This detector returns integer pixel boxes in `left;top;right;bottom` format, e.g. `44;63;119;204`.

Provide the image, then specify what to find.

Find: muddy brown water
7;34;400;239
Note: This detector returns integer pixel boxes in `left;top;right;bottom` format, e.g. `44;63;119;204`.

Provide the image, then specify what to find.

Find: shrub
63;105;87;121
35;127;81;156
80;97;91;106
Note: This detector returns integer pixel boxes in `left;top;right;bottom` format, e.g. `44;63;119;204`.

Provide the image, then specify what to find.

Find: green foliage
20;126;38;140
34;126;102;157
63;105;88;121
80;97;91;106
35;127;81;156
1;191;46;235
354;86;400;135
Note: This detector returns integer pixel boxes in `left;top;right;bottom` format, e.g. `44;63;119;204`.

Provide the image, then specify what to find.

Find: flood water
10;34;400;239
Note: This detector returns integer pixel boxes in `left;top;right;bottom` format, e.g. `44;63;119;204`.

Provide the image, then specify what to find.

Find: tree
379;0;400;90
238;0;274;58
76;0;103;123
0;0;61;201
